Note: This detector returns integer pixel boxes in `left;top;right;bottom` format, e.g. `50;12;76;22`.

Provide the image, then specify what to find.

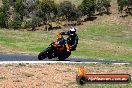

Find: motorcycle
38;34;71;61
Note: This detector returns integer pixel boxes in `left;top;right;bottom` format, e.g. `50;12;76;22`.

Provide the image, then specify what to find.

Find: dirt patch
0;63;132;88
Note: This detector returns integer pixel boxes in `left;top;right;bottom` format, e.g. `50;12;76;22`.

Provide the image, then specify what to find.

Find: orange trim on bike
57;33;62;38
66;44;70;50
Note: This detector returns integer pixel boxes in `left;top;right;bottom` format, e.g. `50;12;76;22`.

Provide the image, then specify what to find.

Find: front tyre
58;54;67;61
38;52;46;60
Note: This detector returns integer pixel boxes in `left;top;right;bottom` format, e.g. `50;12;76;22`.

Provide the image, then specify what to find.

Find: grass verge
0;14;132;61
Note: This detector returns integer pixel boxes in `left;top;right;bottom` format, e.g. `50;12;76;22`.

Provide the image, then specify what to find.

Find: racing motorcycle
38;34;71;61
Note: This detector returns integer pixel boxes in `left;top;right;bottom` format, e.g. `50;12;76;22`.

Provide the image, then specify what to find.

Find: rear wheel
38;52;46;60
58;56;67;61
66;51;71;58
58;51;71;61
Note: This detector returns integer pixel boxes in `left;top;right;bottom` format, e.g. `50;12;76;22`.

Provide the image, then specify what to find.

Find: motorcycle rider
38;27;78;60
55;33;66;51
60;27;78;51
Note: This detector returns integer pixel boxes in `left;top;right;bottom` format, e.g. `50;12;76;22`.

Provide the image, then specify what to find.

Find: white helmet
69;27;76;35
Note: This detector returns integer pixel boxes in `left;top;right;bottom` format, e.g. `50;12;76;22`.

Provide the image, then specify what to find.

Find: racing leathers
60;31;78;51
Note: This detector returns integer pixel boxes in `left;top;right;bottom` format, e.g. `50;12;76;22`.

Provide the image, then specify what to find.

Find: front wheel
38;52;46;60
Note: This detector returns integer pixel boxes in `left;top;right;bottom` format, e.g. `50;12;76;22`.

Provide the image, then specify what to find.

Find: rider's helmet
69;27;76;36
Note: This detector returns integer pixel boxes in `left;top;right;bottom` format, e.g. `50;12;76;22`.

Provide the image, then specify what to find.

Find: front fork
43;42;55;53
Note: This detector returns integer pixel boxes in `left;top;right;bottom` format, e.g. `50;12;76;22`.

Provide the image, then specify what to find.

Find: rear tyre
66;51;71;58
58;55;67;61
58;51;71;61
38;52;46;60
58;57;66;61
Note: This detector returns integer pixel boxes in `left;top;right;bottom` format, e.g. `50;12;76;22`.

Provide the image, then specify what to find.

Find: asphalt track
0;53;132;64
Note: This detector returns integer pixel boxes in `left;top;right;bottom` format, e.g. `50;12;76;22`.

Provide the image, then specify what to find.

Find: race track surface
0;53;131;64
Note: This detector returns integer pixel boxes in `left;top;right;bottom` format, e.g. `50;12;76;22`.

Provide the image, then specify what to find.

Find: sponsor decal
76;67;131;85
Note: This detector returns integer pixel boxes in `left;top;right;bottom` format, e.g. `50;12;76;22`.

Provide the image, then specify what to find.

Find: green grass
72;22;132;61
0;30;56;52
39;0;83;6
0;21;132;61
0;14;132;61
